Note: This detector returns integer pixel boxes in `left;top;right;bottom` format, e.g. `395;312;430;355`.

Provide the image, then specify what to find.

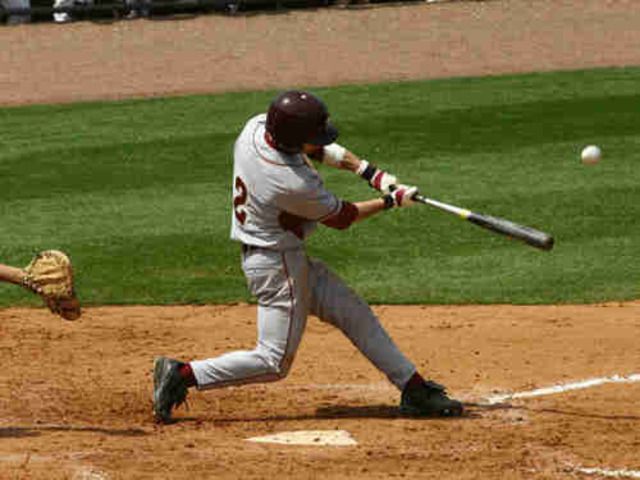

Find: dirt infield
1;303;639;478
2;0;640;478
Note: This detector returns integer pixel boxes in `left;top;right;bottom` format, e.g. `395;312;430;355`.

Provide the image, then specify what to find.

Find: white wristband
355;159;369;176
324;143;347;164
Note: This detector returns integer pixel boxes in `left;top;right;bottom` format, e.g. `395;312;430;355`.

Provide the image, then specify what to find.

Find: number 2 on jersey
233;176;248;225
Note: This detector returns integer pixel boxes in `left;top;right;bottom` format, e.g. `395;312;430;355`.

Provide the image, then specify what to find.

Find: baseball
581;145;601;165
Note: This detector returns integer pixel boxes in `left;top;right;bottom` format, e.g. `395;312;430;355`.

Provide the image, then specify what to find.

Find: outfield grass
1;67;638;306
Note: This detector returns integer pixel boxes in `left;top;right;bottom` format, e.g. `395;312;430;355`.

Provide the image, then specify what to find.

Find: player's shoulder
238;113;266;139
247;113;267;128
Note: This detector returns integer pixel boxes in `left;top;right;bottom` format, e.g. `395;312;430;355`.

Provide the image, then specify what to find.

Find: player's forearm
310;143;366;175
354;184;419;222
322;198;385;230
323;145;397;194
0;264;26;285
352;198;387;222
337;150;363;173
323;186;416;230
318;145;397;195
317;144;361;172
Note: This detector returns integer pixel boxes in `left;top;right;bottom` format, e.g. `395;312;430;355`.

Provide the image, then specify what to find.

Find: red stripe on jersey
321;202;358;230
264;131;278;150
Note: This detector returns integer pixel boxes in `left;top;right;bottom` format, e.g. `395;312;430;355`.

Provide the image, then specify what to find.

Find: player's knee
270;363;290;381
267;356;292;381
258;347;292;381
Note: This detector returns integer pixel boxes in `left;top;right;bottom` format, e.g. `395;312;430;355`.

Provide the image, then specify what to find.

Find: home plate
246;430;357;446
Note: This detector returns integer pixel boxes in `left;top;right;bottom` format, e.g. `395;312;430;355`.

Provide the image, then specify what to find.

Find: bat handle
413;194;471;218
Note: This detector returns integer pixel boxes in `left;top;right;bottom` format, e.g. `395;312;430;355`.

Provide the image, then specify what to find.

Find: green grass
1;67;639;306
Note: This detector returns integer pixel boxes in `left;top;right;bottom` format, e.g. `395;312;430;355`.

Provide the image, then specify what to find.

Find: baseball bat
412;194;554;251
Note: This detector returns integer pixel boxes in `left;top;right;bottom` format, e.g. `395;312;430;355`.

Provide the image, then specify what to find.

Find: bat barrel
467;212;554;251
412;194;554;251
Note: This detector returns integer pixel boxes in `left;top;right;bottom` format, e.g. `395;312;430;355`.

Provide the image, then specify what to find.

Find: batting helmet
266;90;339;153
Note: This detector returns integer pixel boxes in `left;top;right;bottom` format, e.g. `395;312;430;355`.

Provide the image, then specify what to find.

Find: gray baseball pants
191;246;416;391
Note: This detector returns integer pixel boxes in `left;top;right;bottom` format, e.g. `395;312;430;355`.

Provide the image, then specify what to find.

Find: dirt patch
2;302;640;478
1;0;640;105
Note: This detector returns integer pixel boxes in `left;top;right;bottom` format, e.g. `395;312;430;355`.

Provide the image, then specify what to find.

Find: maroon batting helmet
266;90;338;153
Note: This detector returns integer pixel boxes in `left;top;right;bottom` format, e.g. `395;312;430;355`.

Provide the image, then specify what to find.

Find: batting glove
356;160;397;194
383;184;418;209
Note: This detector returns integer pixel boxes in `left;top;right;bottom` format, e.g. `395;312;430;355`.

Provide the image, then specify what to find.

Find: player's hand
356;160;397;194
371;169;397;195
384;184;418;209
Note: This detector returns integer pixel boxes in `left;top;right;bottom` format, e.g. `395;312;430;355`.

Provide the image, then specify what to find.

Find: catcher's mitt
22;250;81;321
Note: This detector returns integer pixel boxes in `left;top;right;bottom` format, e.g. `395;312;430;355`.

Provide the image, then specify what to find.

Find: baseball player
153;90;463;423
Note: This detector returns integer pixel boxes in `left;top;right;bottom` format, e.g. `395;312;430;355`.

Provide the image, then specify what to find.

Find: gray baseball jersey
230;114;341;250
190;114;416;392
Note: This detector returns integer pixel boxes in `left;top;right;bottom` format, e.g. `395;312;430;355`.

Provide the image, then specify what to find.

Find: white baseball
581;145;601;165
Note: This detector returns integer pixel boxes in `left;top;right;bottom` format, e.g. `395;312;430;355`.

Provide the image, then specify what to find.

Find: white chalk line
486;373;640;405
576;467;640;479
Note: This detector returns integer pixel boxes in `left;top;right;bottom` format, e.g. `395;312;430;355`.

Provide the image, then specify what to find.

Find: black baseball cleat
153;357;189;424
399;380;464;417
